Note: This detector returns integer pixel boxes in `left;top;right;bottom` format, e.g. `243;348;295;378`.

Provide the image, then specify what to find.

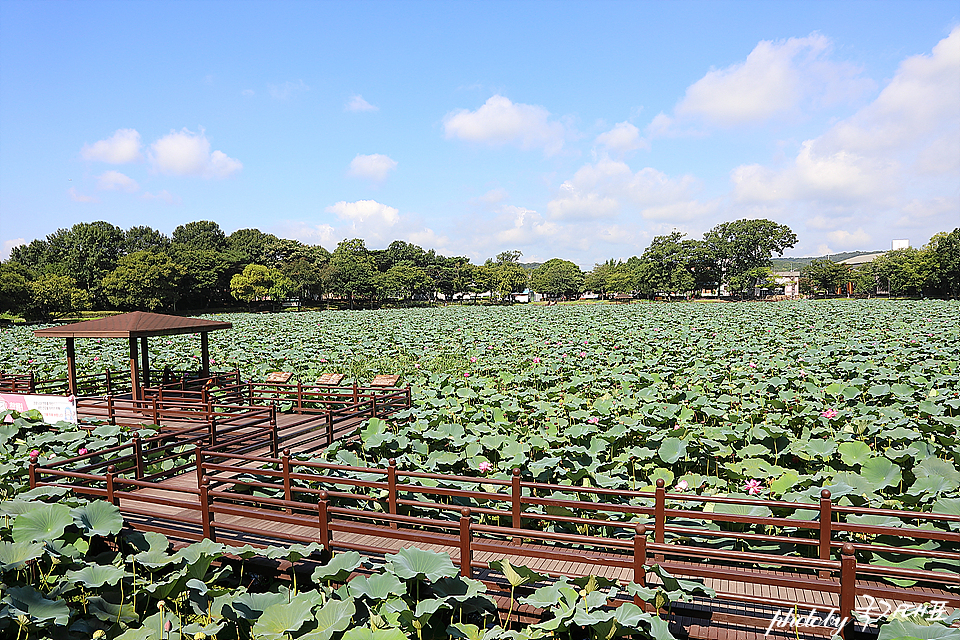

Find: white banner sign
0;393;78;424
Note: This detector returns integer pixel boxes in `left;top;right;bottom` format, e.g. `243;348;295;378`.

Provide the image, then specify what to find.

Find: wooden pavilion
34;311;232;400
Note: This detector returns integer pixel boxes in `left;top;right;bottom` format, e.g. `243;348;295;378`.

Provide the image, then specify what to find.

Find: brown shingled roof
34;311;232;339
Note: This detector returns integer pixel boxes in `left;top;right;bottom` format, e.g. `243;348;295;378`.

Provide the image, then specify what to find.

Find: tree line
0;219;956;320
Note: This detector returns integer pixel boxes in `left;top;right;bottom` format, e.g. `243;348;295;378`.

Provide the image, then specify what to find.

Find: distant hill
771;250;884;271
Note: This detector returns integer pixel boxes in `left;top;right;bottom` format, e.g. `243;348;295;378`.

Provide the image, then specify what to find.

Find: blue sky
1;0;957;267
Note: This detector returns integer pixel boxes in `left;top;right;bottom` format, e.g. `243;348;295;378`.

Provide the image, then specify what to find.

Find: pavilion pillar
140;337;150;389
129;337;141;401
200;332;210;378
65;337;77;397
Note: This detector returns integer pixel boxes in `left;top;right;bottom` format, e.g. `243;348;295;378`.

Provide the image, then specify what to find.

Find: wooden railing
0;372;34;393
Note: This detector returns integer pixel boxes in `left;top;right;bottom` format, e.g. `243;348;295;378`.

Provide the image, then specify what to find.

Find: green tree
24;274;90;321
801;259;850;296
173;249;240;308
530;258;584;298
926;229;960;298
493;263;528;301
227;228;279;264
45;221;125;297
172;220;227;251
872;248;932;297
123;226;171;255
636;232;700;297
324;239;379;309
101;251;185;311
703;219;797;297
0;262;33;315
382;263;433;301
230;264;294;310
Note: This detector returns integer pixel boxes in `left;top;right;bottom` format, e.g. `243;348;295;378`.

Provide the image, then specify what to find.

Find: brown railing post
460;508;473;578
106;465;119;506
406;386;411;408
511;468;522;545
151;397;159;426
297;382;303;413
105;368;112;395
819;488;833;578
28;452;38;488
633;524;647;595
371;395;378;418
195;446;204;487
282;449;293;512
199;477;215;541
318;490;331;550
326;410;334;445
388;458;398;528
132;434;144;480
353;382;359;405
270;406;279;457
839;542;856;638
107;396;116;425
208;416;217;447
654;478;665;561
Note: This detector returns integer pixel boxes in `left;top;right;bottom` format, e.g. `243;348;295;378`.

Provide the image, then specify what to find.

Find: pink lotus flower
478;461;492;472
748;362;756;368
29;449;39;458
587;417;599;424
532;357;541;363
463;373;469;378
675;480;688;491
414;363;421;369
820;408;838;419
744;479;763;495
579;351;586;357
799;369;806;377
470;356;477;363
78;448;88;456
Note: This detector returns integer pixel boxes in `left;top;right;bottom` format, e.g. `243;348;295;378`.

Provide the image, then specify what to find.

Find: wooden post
839;543;856;639
460;508;472;578
132;434;144;480
297;382;303;413
140;337;150;389
633;524;647;595
199;477;215;541
388;458;398;529
28;452;38;488
151;397;159;426
105;368;112;395
282;449;293;512
107;396;115;425
511;468;522;545
106;465;119;506
654;478;665;562
371;395;377;418
326;410;334;445
819;488;833;579
195;446;205;488
353;381;359;405
66;337;77;397
200;332;210;378
318;490;331;550
270;406;278;458
128;337;141;401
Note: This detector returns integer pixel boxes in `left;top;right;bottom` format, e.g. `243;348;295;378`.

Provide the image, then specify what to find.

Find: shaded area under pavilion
34;311;232;400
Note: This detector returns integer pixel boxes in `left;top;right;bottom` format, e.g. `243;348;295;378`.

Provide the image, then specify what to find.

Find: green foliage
101;251;185;311
530;259;584;297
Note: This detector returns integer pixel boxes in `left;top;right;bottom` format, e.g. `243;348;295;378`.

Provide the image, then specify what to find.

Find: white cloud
96;170;139;192
269;79;308;100
141;190;182;205
547;159;703;220
495;206;560;245
273;221;337;246
594;121;648;155
345;95;378;112
2;239;25;260
660;33;871;131
326;200;400;227
405;227;449;250
443;95;567;155
347;154;398;182
150;128;242;179
827;228;872;249
68;187;98;203
80;129;142;163
477;188;509;205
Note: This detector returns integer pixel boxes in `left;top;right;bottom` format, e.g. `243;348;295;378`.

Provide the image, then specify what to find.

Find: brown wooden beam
200;332;209;378
140;336;150;389
129;337;140;401
65;337;77;397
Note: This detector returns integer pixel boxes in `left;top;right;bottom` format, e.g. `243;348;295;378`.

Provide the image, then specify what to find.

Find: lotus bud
194;634;207;640
164;620;173;632
93;631;107;639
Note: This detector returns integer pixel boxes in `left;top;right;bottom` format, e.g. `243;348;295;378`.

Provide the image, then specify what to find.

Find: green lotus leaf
341;628;407;640
838;441;872;466
915;458;960;491
860;457;902;489
2;586;71;626
348;572;406;600
658;438;686;464
72;500;123;537
65;563;127;588
87;595;139;624
252;595;316;638
12;503;72;543
229;591;288;620
0;540;45;572
313;551;364;583
489;559;549;587
263;541;324;562
302;598;357;640
385;547;457;582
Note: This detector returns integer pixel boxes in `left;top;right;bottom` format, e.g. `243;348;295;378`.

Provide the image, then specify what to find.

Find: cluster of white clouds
72;127;243;204
443;95;568;155
347;153;397;182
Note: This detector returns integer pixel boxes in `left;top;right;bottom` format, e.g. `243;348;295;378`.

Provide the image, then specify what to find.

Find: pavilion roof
34;311;232;339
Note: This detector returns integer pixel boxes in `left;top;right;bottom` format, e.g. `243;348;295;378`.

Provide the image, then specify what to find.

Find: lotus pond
3;299;959;512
